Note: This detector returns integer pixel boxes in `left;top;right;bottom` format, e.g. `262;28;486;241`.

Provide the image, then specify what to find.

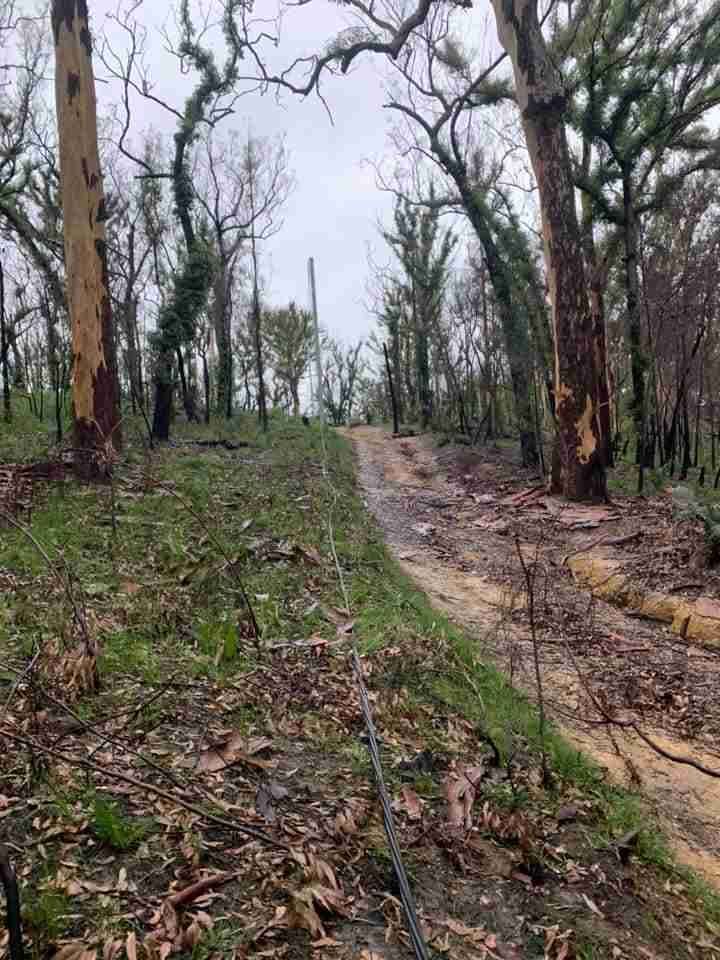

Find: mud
342;426;720;888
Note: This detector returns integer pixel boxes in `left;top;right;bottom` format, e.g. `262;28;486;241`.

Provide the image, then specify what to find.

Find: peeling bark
490;0;606;499
52;0;121;477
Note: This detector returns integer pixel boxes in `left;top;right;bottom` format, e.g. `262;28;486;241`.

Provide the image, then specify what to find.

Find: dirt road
342;425;720;887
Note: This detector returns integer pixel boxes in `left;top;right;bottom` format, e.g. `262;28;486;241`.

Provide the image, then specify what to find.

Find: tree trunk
491;0;605;500
152;350;174;440
0;258;10;423
213;264;233;419
52;0;121;478
202;351;210;425
580;145;612;467
694;354;703;469
622;172;648;468
384;341;400;435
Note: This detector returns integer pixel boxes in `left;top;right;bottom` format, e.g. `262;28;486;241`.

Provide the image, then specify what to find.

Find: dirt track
342;425;720;888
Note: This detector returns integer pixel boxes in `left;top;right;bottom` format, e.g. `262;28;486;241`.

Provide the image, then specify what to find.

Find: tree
52;0;121;476
194;129;292;421
383;188;456;429
489;0;607;498
566;0;720;466
265;302;313;417
322;338;365;426
380;10;544;463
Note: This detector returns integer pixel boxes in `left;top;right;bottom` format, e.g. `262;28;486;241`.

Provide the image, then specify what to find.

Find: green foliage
90;794;152;851
193;616;240;663
152;237;215;357
672;485;720;561
23;889;72;947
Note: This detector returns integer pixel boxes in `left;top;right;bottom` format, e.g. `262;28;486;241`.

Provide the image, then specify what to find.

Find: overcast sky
89;0;480;346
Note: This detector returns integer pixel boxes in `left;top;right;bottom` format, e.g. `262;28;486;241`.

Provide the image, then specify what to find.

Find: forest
2;1;720;959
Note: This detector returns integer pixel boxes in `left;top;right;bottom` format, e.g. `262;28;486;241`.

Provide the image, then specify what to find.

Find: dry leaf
394;786;423;821
444;763;484;828
182;921;202;952
198;732;273;772
53;945;89;960
103;940;122;960
125;932;137;960
162;901;179;941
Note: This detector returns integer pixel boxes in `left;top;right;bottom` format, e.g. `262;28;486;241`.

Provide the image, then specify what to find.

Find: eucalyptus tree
564;0;720;466
194;128;292;421
52;0;121;475
377;8;544;463
382;188;456;429
322;337;365;426
102;1;248;439
488;0;607;497
265;301;313;417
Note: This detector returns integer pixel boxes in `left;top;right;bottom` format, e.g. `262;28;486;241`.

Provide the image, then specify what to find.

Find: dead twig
168;871;236;907
144;480;261;644
515;535;552;788
0;722;289;850
561;530;642;566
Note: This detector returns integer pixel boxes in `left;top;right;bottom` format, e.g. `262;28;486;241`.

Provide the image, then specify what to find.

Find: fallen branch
168;871;236;908
0;722;288;849
630;724;720;779
561;530;642;566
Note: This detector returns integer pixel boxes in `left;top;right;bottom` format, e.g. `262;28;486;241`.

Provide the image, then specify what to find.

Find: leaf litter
0;426;718;960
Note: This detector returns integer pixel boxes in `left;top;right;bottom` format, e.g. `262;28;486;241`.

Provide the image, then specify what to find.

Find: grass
23;889;72;952
2;410;720;954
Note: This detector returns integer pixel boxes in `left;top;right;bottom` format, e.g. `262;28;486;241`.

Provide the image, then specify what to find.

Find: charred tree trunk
52;0;121;477
202;350;210;425
152;351;174;441
622;173;648;468
0;257;10;423
680;389;691;481
213;263;233;419
491;0;605;500
384;340;400;435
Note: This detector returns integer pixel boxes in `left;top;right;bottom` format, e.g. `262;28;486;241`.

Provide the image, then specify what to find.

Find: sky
89;0;467;346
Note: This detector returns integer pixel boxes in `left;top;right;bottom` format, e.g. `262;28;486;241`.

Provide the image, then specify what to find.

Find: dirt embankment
341;426;720;888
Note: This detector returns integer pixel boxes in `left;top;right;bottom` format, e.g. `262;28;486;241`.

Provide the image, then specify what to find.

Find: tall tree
383;190;456;429
566;0;720;466
265;302;313;417
52;0;121;476
489;0;607;498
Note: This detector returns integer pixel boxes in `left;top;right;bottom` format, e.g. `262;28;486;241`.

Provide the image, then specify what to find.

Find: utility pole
307;257;325;427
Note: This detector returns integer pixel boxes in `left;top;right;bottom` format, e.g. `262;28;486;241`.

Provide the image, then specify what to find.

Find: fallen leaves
196;732;274;773
443;762;485;829
255;780;289;822
393;785;423;821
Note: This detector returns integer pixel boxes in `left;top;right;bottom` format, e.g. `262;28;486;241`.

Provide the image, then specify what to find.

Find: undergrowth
1;412;719;957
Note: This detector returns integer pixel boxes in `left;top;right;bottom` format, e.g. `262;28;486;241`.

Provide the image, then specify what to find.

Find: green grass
23;889;73;951
3;410;720;935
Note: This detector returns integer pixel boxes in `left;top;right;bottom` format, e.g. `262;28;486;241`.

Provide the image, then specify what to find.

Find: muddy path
341;425;720;888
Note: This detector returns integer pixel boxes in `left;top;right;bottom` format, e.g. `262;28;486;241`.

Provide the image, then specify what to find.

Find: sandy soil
341;425;720;888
